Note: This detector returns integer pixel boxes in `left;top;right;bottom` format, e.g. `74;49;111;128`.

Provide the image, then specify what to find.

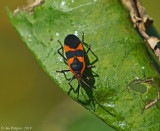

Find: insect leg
67;75;76;94
77;85;80;99
81;33;91;57
86;65;95;68
56;69;70;73
57;40;67;61
84;42;91;57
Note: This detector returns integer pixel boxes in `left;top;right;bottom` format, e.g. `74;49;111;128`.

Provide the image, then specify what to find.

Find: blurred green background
0;0;159;131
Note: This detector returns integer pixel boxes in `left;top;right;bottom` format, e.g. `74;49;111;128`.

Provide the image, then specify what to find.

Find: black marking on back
64;34;81;49
70;58;83;73
66;51;75;59
66;50;84;59
76;50;84;57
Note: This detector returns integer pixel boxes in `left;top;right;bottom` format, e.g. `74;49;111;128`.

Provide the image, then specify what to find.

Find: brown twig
121;0;160;62
13;0;45;16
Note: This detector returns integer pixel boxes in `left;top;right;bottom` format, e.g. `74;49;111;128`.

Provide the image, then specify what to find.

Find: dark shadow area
147;48;160;74
146;25;160;40
146;25;160;74
75;38;99;111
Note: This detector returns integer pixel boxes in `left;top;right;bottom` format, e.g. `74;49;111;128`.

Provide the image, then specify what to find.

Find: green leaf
8;0;160;130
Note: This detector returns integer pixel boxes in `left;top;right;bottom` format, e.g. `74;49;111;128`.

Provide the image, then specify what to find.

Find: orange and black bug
56;33;96;96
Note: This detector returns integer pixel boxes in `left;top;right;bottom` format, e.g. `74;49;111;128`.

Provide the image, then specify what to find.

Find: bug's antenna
81;79;102;97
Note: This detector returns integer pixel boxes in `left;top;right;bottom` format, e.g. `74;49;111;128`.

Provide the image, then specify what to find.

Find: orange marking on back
76;43;83;50
67;57;74;65
64;45;75;53
69;65;76;75
81;60;85;74
64;43;83;53
77;57;84;62
67;57;76;75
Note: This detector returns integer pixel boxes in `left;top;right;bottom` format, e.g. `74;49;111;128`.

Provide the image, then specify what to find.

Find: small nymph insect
56;33;96;96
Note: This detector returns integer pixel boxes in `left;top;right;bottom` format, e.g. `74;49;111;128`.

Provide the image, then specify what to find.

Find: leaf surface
8;0;160;130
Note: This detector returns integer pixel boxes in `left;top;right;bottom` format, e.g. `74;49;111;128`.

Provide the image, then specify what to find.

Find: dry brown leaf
13;0;45;16
121;0;153;29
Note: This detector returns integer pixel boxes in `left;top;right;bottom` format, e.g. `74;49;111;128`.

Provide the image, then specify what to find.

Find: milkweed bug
56;33;97;97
